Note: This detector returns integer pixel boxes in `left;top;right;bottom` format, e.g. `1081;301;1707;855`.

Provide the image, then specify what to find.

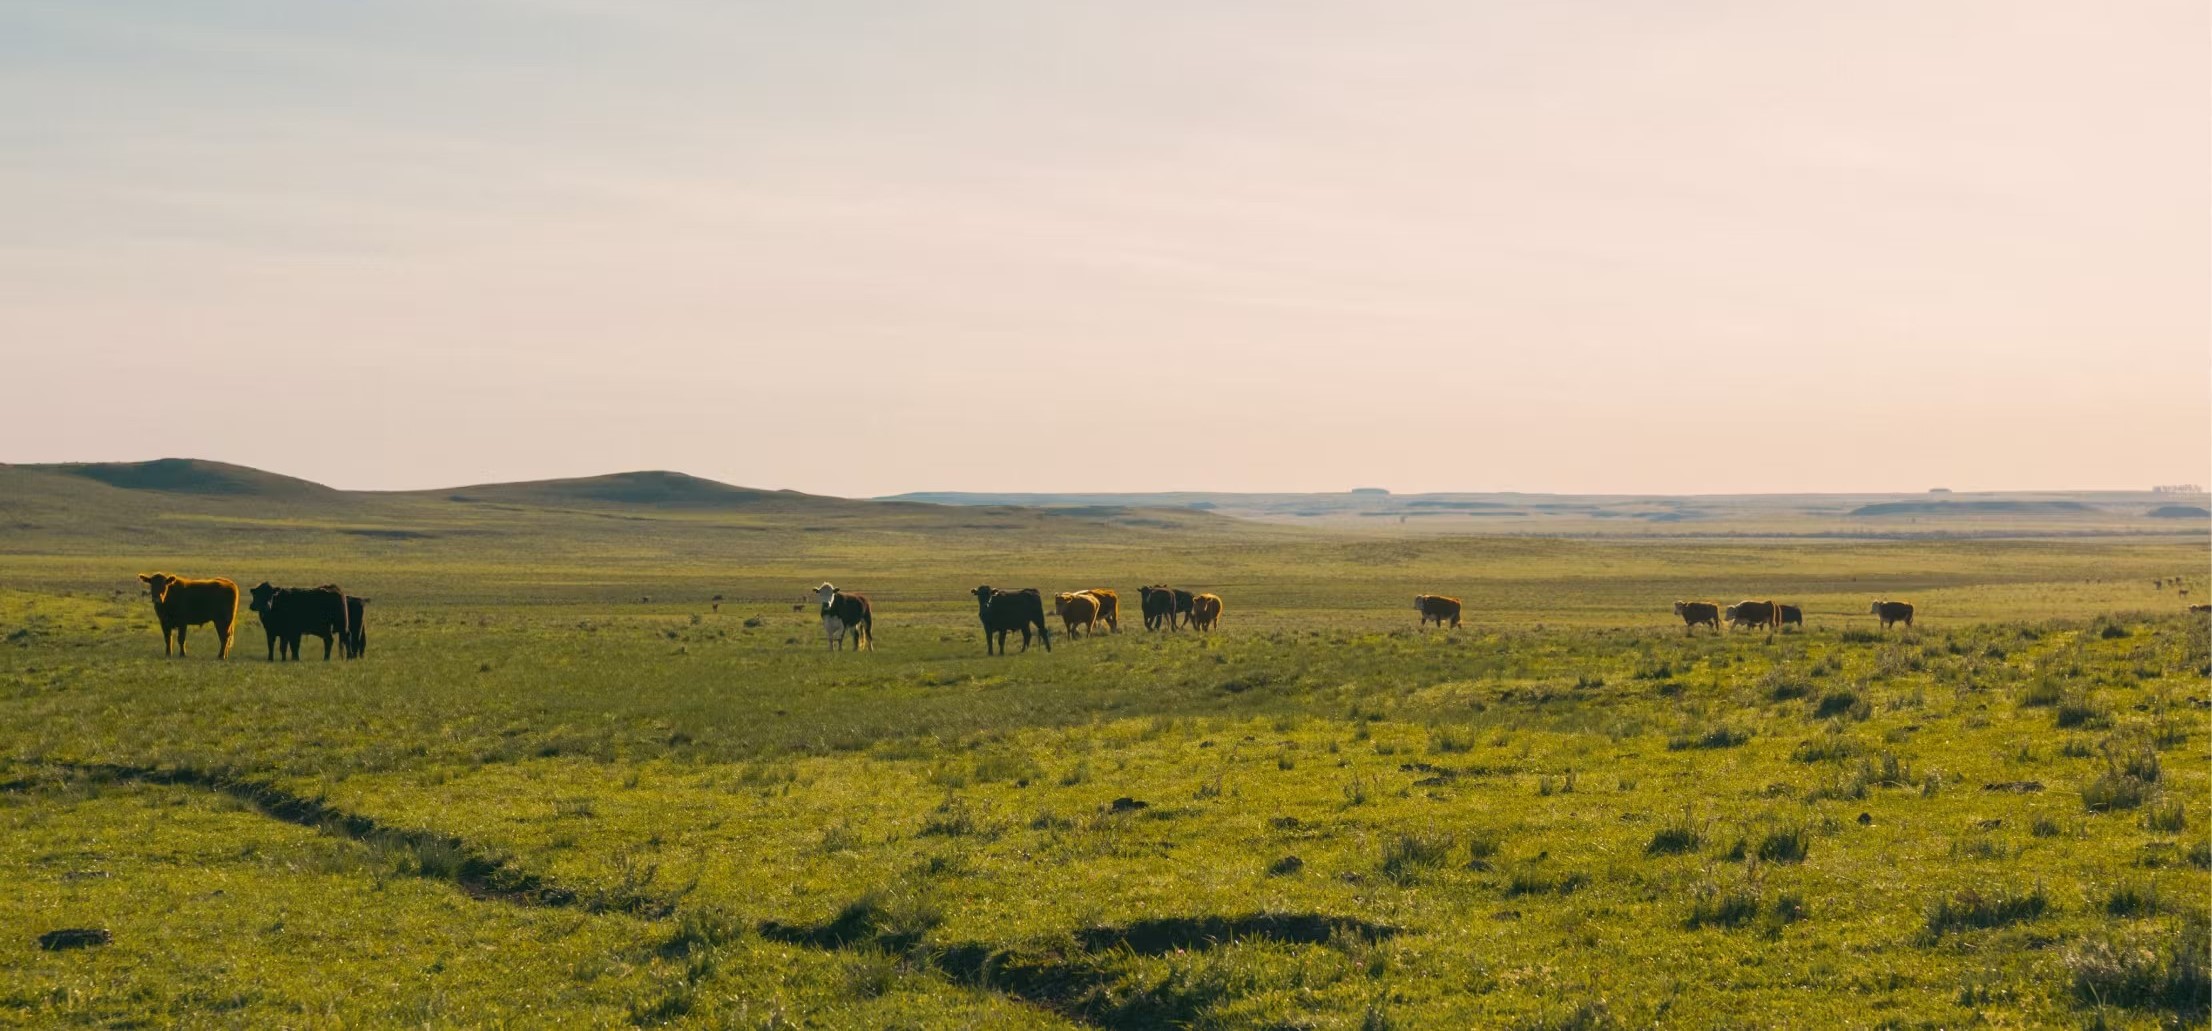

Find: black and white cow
814;583;873;651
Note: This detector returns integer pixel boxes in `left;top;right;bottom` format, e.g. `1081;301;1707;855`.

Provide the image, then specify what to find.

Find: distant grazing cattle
1138;586;1180;631
1725;600;1782;631
344;596;369;658
138;573;238;658
1778;604;1803;631
1673;601;1720;635
1054;591;1103;637
2189;604;2209;614
248;582;349;660
814;583;873;651
1870;600;1915;629
973;586;1051;654
1085;588;1121;633
1415;595;1461;628
1189;593;1223;631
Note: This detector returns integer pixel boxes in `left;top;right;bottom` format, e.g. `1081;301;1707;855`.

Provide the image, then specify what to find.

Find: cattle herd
136;572;367;660
132;569;2204;660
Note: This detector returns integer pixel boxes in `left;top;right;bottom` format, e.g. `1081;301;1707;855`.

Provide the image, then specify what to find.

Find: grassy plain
1;467;2207;1028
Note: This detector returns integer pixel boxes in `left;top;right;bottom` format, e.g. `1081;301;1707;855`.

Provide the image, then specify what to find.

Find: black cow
343;596;369;658
1138;585;1179;631
972;586;1051;655
1778;604;1803;631
247;582;349;661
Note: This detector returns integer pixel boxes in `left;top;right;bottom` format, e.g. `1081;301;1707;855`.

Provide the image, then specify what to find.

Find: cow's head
1723;604;1739;621
815;583;838;608
248;581;279;612
1672;601;1687;615
1869;601;1885;615
972;585;995;606
1414;595;1430;609
138;572;175;603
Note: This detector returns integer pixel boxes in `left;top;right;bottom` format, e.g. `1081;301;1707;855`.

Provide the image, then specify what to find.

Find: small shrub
1428;726;1475;754
1646;808;1702;856
1685;881;1761;929
2103;879;2164;917
1814;690;1867;720
2031;815;2064;838
1267;855;1304;877
2064;915;2210;1019
1465;833;1502;870
1669;725;1749;751
2144;801;2186;834
2055;692;2111;729
1793;727;1861;764
2018;678;2063;708
1381;831;1456;884
1756;825;1811;864
1922;883;2049;940
2060;738;2096;758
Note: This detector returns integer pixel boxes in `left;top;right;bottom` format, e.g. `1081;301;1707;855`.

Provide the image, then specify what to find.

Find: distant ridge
1848;500;2092;517
34;458;337;499
427;470;808;509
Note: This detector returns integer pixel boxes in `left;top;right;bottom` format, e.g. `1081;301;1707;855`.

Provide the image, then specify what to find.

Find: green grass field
1;466;2207;1028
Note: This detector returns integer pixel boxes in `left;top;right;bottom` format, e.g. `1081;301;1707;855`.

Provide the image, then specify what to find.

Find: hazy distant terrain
887;488;2211;537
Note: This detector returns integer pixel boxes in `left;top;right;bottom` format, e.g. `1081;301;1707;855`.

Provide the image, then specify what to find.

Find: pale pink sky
3;1;2205;495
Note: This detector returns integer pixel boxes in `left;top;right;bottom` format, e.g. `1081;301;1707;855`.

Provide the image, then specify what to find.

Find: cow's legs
266;631;278;661
176;625;189;657
321;632;334;660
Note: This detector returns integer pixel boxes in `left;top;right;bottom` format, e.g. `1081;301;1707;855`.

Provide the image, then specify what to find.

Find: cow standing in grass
973;586;1050;654
1085;588;1121;633
343;596;369;658
1415;595;1461;628
814;583;873;651
1138;586;1179;631
138;572;238;658
1055;591;1103;637
1189;593;1223;632
1673;601;1720;635
1725;600;1782;632
248;582;349;660
1778;604;1803;632
1870;600;1915;629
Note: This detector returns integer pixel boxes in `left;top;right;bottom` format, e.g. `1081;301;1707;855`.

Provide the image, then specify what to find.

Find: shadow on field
32;761;678;916
759;902;1394;1029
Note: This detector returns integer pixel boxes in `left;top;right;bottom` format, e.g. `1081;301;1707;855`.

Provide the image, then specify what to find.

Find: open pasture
1;512;2207;1028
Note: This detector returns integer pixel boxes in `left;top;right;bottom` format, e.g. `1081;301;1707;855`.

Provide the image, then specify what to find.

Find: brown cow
1725;600;1782;631
1414;595;1461;628
138;572;238;658
1778;604;1803;631
1870;600;1914;629
1054;591;1103;637
1189;593;1223;631
1085;588;1121;633
1673;601;1720;635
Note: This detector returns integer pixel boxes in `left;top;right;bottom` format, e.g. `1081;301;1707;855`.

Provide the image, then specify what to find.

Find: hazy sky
4;1;2205;496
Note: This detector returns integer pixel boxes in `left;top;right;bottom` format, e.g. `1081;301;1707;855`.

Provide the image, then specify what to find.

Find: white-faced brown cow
814;583;874;651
